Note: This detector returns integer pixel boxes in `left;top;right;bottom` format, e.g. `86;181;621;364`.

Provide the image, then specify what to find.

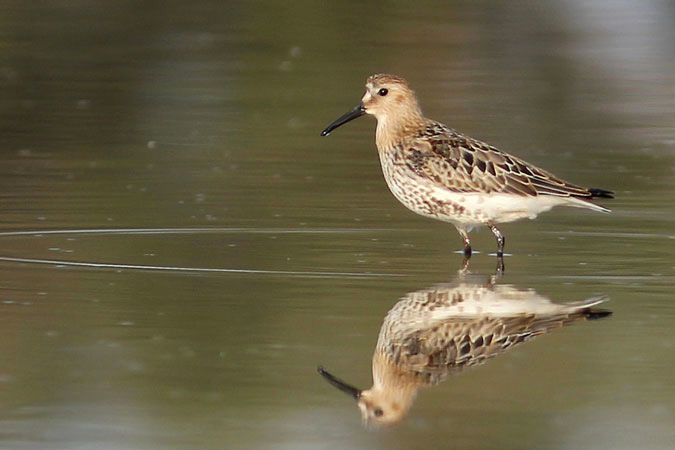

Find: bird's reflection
318;274;610;426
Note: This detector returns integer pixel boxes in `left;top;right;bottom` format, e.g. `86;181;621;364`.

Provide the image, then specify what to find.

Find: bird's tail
563;295;609;311
569;187;614;212
562;296;612;319
561;296;612;319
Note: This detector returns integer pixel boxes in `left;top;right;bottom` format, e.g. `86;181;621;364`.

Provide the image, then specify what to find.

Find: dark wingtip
589;188;615;199
584;309;613;320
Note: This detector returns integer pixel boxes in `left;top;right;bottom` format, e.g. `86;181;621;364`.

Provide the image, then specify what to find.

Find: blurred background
0;1;673;449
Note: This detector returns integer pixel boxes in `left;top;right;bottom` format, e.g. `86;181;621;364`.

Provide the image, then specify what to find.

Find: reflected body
319;276;610;426
321;74;614;256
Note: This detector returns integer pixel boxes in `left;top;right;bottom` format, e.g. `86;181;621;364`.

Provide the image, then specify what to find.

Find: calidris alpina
321;74;613;256
318;278;610;426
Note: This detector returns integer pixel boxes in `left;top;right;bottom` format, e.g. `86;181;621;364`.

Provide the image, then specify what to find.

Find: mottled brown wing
391;314;585;385
403;122;594;198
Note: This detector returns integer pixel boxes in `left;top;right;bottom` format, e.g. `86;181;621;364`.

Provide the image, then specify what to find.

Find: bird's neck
375;108;425;150
372;351;425;396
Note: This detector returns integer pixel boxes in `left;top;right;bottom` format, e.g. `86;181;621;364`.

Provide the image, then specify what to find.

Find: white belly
381;163;587;230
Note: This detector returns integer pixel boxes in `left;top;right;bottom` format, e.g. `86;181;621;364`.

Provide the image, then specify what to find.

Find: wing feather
393;313;584;384
403;122;597;199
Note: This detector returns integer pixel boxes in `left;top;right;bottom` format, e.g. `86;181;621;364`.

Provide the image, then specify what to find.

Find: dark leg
458;229;472;256
487;223;505;256
459;254;471;274
496;253;505;275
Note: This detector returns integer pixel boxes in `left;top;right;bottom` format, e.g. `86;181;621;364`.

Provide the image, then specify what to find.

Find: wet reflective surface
319;274;612;426
1;1;674;449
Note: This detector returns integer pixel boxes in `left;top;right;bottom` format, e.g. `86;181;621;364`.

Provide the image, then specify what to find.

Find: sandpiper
321;74;613;256
318;277;610;426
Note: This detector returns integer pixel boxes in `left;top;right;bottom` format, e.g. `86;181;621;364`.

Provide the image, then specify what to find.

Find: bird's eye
377;88;388;97
374;408;384;417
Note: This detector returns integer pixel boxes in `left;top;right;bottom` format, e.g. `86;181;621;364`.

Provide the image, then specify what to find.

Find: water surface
1;1;673;449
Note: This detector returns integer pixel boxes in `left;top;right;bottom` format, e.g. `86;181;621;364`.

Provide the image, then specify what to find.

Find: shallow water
1;1;673;449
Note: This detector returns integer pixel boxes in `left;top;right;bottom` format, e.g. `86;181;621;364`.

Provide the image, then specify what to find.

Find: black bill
317;366;362;399
320;104;366;136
